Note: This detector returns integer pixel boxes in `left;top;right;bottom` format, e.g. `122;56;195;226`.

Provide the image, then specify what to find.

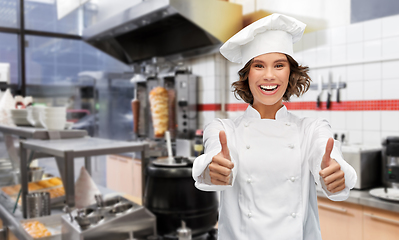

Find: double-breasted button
246;178;252;184
248;212;252;218
244;122;249;127
246;145;250;149
291;213;296;218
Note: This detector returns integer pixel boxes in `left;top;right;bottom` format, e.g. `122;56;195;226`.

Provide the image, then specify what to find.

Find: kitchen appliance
134;69;197;141
82;0;242;65
61;195;157;240
382;137;399;188
174;70;197;139
143;131;217;237
341;145;382;190
144;161;218;237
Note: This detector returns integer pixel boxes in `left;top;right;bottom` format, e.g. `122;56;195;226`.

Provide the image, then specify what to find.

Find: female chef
192;13;357;240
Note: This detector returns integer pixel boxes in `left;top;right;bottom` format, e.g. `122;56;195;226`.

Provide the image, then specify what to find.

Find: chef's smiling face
248;52;290;112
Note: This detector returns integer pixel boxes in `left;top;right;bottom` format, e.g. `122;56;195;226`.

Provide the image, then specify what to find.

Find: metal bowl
77;208;95;217
28;167;44;182
108;202;133;215
75;214;104;229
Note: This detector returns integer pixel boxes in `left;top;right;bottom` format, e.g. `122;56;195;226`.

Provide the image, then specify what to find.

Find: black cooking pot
144;162;218;236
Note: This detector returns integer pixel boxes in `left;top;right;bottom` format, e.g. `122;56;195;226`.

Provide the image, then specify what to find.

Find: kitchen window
0;0;18;28
0;32;19;84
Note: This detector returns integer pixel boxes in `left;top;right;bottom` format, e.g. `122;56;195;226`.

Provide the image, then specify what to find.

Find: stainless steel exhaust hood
82;0;242;65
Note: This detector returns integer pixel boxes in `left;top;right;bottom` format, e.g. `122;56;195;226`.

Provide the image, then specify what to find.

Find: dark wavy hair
232;54;311;104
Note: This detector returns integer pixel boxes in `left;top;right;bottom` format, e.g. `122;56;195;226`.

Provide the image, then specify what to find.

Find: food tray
9;190;66;207
20;214;63;240
1;177;64;197
1;177;65;206
2;191;65;208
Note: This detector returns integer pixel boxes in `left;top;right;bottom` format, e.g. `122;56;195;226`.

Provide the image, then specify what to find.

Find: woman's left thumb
321;138;334;169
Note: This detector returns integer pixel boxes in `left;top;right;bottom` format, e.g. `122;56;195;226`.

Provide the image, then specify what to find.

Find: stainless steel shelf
0;125;87;140
20;137;149;218
21;137;147;158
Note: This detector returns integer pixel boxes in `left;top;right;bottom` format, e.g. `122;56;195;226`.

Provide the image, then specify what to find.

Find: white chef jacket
192;105;357;240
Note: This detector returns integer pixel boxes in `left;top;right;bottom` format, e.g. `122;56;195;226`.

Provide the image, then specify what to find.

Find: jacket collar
244;104;288;120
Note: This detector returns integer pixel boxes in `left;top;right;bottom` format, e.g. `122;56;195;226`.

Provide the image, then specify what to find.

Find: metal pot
28;167;44;182
144;163;218;236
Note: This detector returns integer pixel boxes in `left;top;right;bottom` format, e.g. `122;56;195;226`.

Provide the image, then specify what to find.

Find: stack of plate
27;106;45;128
39;107;67;130
10;109;31;126
0;159;15;185
369;188;399;202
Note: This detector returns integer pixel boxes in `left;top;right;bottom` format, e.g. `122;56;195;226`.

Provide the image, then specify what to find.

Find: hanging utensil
336;75;341;103
317;76;323;108
326;72;332;109
94;194;104;208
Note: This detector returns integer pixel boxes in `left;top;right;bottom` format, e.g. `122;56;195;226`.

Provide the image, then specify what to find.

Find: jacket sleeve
192;118;238;191
308;118;357;201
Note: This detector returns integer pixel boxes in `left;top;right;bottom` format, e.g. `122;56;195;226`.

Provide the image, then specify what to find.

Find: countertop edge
317;189;399;213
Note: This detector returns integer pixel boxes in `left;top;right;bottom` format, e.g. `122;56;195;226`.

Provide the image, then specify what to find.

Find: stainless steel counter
317;188;399;213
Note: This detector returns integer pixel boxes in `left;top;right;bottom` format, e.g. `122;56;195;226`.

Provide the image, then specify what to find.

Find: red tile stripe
197;103;221;111
284;100;399;111
198;100;399;111
225;103;249;111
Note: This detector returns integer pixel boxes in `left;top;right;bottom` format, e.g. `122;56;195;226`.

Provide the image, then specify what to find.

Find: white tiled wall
188;54;227;129
190;13;399;147
293;14;399;145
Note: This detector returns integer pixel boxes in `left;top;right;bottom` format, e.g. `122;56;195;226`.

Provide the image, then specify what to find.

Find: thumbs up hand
319;138;346;193
208;131;234;185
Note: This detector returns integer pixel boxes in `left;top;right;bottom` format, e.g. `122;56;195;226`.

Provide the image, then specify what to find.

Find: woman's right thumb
219;131;230;159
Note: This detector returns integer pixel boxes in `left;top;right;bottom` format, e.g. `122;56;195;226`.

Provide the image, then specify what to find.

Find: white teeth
260;85;278;91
